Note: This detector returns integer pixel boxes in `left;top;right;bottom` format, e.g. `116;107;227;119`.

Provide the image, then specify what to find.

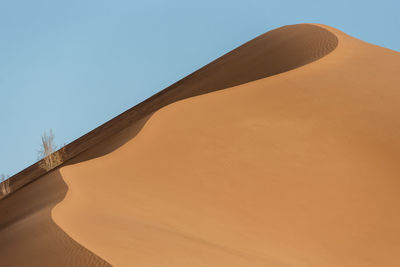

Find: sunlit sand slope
53;24;400;266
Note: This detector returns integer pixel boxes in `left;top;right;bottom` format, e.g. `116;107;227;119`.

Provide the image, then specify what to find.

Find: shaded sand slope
0;171;110;266
53;24;400;266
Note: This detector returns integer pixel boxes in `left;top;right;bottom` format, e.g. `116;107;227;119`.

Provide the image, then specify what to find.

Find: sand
1;23;400;266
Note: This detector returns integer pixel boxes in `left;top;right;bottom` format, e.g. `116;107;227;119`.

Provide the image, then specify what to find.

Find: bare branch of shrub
0;174;10;196
38;130;66;171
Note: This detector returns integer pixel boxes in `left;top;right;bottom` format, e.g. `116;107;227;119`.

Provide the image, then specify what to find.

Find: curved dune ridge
0;24;338;198
69;23;339;163
1;23;400;266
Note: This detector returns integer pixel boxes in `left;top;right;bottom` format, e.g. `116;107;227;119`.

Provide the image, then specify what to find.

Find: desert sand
1;23;400;266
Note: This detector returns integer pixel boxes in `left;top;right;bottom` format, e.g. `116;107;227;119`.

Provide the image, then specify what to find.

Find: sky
0;0;399;177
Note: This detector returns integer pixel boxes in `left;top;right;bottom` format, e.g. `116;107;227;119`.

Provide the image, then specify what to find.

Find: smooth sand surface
2;24;400;266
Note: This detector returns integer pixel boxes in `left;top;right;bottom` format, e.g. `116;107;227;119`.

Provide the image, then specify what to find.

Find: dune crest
70;23;339;162
3;23;400;266
0;24;338;199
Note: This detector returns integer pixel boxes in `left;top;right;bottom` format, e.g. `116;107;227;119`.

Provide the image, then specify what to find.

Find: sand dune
1;23;400;266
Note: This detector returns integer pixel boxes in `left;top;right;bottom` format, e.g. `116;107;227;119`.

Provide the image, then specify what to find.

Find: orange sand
2;24;400;266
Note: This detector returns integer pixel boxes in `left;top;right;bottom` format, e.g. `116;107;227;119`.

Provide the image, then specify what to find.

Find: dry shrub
0;174;10;196
38;130;66;171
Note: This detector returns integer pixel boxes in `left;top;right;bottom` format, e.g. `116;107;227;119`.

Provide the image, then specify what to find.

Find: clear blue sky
1;0;399;176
